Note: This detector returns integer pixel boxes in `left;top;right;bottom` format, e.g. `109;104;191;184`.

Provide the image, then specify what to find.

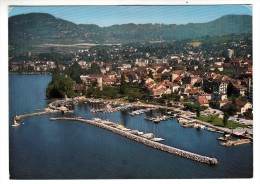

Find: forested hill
9;13;252;55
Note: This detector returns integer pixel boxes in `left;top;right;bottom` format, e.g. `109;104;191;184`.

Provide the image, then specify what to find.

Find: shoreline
13;97;253;141
9;72;52;75
85;97;253;140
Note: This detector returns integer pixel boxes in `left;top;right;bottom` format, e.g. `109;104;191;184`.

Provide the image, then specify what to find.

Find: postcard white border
1;1;259;184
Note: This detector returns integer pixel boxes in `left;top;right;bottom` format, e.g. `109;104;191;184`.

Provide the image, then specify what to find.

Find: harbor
9;65;253;179
14;97;253;147
50;116;218;165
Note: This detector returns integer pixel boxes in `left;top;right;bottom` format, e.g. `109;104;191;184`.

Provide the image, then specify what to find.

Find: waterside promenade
178;114;253;140
50;116;218;165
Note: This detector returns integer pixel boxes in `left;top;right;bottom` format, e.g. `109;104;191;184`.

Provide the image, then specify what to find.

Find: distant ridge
9;13;252;54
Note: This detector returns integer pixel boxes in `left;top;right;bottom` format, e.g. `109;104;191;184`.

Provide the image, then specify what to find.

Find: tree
88;63;101;74
46;75;75;99
119;74;126;94
223;112;230;127
65;61;85;84
228;98;238;115
196;106;201;118
127;88;143;102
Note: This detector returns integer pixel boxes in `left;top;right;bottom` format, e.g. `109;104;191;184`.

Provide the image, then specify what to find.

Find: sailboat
151;123;164;142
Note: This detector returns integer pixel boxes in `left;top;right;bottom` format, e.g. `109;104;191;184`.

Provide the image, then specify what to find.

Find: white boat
142;133;154;139
151;137;165;142
137;131;144;135
199;125;206;129
92;117;101;121
122;128;131;131
193;123;200;129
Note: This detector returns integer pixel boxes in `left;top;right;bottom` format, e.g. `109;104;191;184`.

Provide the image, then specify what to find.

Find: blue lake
9;74;253;179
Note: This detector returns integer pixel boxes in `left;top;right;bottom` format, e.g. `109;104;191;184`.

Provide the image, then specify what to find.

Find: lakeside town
7;7;255;179
10;33;253;144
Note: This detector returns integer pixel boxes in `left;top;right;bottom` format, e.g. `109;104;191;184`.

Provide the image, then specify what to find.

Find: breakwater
50;117;218;165
14;110;59;121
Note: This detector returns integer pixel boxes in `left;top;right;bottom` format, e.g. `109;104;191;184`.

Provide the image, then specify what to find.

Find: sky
9;5;252;27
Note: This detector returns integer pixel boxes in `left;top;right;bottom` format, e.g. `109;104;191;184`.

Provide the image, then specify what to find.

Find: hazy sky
9;5;252;27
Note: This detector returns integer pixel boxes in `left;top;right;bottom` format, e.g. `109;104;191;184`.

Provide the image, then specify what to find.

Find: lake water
9;74;253;179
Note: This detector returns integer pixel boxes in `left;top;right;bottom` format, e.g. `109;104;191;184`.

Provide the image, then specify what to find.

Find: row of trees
85;85;143;102
183;103;208;118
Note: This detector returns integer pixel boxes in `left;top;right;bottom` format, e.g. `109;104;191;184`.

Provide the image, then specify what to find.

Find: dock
145;115;174;123
90;104;133;113
129;108;157;116
220;139;252;146
50;116;218;165
177;115;253;140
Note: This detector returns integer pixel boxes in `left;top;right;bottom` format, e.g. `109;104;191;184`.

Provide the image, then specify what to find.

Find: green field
198;115;246;128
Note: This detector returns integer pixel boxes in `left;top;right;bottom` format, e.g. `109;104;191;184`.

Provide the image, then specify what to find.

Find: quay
50;116;218;165
220;139;251;146
177;115;253;141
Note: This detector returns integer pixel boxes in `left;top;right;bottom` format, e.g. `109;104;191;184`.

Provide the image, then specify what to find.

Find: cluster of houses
9;42;253;117
74;60;252;116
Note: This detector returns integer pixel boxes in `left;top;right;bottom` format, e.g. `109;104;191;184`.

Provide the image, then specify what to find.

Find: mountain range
9;13;252;55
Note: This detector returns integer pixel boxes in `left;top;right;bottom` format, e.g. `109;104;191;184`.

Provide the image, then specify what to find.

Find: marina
9;74;253;179
50;116;218;165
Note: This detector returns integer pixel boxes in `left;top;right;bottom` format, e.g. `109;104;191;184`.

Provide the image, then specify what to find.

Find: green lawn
198;115;246;128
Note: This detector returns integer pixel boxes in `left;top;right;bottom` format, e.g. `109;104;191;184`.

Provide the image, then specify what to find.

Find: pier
90;104;133;113
220;139;251;146
14;110;59;121
145;115;174;123
129;107;157;116
50;116;218;165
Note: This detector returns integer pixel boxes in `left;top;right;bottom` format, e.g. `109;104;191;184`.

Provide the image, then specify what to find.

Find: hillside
9;13;252;55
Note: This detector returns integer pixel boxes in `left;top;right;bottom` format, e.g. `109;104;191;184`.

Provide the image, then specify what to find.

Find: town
9;33;253;133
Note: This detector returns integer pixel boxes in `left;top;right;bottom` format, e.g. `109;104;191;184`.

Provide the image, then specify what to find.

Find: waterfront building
80;74;105;91
211;75;229;101
194;97;209;107
235;100;253;114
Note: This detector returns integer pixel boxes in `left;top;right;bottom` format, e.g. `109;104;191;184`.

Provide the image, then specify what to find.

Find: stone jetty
50;117;218;165
220;139;252;146
14;110;59;121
